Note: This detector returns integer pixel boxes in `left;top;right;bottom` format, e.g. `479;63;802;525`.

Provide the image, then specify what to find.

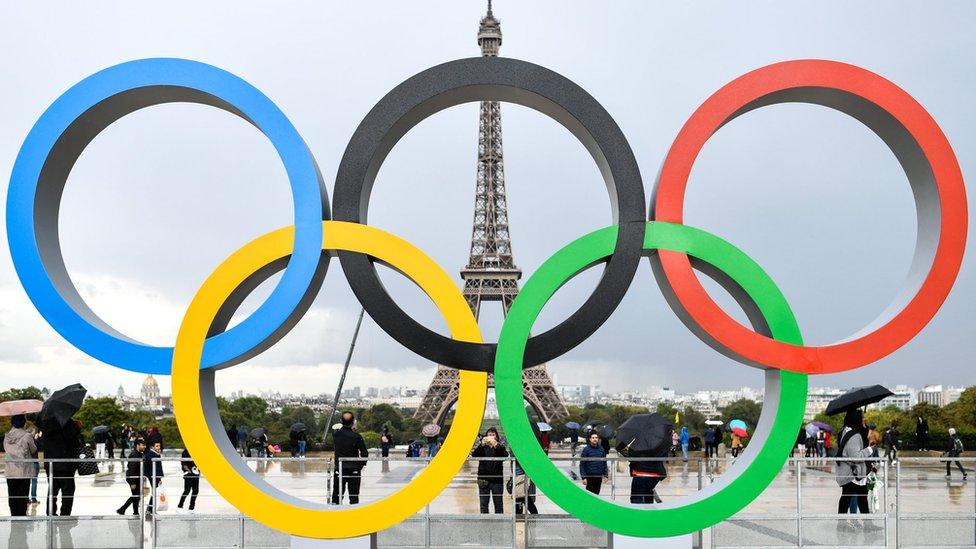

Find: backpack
953;436;964;455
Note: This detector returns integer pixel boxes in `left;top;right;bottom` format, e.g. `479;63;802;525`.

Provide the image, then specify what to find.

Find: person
331;411;368;505
145;441;164;515
27;427;40;505
121;424;134;457
916;416;929;452
41;418;82;516
105;432;116;471
945;428;967;479
570;429;580;458
237;426;247;456
471;427;508;513
541;430;551;453
251;430;269;458
824;430;833;458
380;429;392;473
816;430;826;458
296;430;307;458
117;438;146;515
426;434;440;458
618;438;667;505
793;427;806;457
4;414;37;516
883;426;898;462
731;432;743;458
146;426;163;451
580;431;608;495
94;428;109;461
836;409;877;515
703;426;715;459
679;426;690;462
512;459;537;514
178;449;200;511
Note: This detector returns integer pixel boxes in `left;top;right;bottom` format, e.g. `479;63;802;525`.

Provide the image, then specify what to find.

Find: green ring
495;222;808;537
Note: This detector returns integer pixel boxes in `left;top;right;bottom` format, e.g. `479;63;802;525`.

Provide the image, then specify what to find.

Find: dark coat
125;449;144;482
144;449;164;483
40;421;83;478
471;442;509;481
579;443;608;477
333;427;368;472
619;446;667;478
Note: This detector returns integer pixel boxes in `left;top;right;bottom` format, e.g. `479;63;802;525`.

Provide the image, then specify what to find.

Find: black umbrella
616;413;673;454
826;385;894;416
597;424;614;439
290;422;307;433
92;425;110;435
250;427;266;438
40;384;86;427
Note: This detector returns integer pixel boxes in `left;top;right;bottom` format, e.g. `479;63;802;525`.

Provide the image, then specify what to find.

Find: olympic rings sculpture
6;56;967;539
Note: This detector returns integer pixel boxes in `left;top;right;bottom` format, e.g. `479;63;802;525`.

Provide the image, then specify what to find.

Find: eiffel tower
413;1;569;426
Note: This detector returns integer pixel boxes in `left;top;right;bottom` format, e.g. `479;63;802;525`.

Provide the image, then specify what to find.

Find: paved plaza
1;452;974;547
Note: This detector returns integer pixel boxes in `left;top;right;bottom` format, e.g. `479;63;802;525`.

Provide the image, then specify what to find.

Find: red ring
653;59;967;374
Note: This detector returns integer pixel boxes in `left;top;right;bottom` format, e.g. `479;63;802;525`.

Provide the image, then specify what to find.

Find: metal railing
2;454;974;548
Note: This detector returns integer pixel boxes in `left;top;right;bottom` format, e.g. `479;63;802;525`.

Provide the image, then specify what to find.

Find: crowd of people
3;409;971;521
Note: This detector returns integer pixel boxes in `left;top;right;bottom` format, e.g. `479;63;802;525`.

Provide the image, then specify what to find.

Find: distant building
868;385;917;411
141;375;161;406
918;385;965;407
805;387;846;420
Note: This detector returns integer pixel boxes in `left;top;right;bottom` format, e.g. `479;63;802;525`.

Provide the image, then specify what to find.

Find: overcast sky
0;2;974;398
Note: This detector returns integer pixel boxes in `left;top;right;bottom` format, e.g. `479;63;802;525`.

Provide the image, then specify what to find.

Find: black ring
333;56;645;372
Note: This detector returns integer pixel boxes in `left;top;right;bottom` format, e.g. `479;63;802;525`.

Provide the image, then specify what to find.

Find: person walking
816;430;826;458
237;426;247;456
703;427;715;459
883;426;898;462
945;428;967;479
580;431;608;495
916;416;929;452
296;430;307;458
41;418;82;516
27;427;40;505
620;446;667;505
679;426;690;462
471;427;508;513
426;434;440;458
4;415;37;516
145;441;164;516
570;429;580;458
117;438;146;515
331;412;368;505
178;449;200;512
836;409;877;515
731;432;743;458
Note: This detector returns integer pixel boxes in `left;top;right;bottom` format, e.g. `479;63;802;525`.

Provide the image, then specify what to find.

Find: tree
720;399;762;431
75;397;130;436
361;404;403;433
0;386;43;402
156;417;184;449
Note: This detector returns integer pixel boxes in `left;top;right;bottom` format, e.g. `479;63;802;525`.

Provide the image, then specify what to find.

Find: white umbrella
0;399;43;416
332;423;343;431
705;420;724;426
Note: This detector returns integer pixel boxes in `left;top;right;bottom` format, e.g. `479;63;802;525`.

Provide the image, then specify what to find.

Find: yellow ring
172;221;487;538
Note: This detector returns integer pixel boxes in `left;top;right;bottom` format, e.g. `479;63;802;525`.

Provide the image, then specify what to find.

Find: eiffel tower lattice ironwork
413;2;569;426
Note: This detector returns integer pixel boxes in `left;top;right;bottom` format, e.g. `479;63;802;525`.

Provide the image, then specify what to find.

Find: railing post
151;458;158;549
510;457;517;548
610;455;615;502
894;459;900;549
795;458;803;548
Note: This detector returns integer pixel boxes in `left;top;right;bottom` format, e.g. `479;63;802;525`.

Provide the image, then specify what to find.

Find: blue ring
6;58;326;374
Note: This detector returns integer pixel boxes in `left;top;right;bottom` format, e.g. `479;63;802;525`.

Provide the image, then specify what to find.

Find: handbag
156;486;169;512
76;446;99;476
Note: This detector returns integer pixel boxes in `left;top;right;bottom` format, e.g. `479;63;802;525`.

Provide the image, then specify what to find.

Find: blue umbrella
536;422;552;432
729;419;748;431
565;421;581;430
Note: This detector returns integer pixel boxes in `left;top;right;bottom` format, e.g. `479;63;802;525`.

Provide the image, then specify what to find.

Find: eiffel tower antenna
413;2;569;427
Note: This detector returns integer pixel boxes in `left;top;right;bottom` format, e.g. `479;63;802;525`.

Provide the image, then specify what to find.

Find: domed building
141;375;161;406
